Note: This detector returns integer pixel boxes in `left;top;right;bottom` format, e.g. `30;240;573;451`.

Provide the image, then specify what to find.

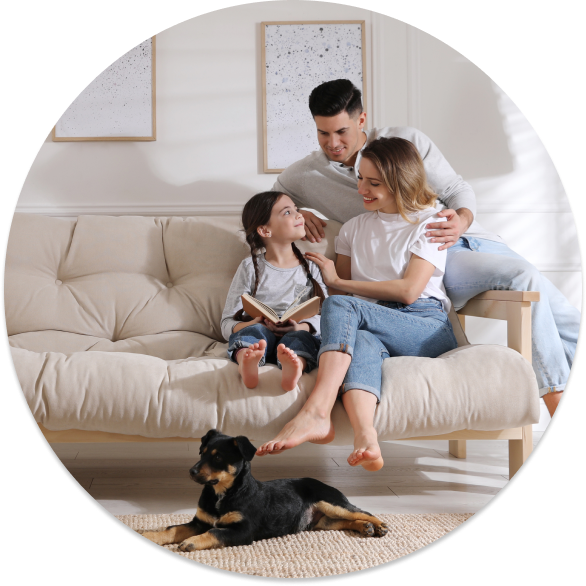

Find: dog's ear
234;436;256;462
200;429;221;453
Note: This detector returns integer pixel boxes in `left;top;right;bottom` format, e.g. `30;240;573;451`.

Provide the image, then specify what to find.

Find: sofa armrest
456;291;540;362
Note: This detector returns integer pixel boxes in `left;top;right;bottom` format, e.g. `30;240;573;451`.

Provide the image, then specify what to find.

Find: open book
241;293;320;325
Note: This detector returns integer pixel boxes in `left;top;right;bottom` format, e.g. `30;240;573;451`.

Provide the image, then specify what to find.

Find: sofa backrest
5;214;339;342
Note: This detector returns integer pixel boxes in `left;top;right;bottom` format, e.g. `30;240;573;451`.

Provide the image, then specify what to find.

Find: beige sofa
6;213;540;476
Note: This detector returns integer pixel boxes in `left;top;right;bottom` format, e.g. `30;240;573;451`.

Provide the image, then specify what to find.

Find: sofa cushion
7;213;534;442
6;214;247;341
5;214;339;343
13;343;539;443
9;331;227;360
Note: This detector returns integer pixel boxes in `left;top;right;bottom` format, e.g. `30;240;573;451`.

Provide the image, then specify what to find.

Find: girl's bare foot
278;344;305;392
348;429;384;471
256;409;335;455
236;340;267;389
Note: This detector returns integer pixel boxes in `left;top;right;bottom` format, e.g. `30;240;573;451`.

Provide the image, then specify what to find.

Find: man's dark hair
308;79;363;118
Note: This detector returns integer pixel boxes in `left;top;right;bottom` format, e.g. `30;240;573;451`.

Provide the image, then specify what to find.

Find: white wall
16;0;581;373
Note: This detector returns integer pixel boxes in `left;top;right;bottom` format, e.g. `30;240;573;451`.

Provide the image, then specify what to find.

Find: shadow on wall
418;38;515;181
450;76;514;180
18;137;257;211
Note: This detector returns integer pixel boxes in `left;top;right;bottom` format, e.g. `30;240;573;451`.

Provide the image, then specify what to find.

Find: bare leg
543;390;562;417
277;344;306;392
342;389;384;471
236;340;267;389
256;350;351;455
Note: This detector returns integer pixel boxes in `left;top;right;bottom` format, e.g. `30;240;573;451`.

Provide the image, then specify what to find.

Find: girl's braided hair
233;191;326;322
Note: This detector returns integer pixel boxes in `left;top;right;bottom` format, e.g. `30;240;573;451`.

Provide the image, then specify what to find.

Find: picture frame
261;21;366;173
52;36;156;142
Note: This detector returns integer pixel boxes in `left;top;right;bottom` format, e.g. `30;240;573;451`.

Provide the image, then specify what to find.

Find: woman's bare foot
278;344;305;392
256;409;335;456
236;340;267;389
348;429;384;471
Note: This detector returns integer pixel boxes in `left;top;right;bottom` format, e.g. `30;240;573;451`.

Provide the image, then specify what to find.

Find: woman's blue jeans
445;237;581;396
227;323;321;373
317;296;458;402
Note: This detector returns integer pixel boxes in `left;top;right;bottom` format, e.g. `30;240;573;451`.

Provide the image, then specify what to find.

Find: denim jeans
445;237;581;397
317;295;458;402
227;323;321;373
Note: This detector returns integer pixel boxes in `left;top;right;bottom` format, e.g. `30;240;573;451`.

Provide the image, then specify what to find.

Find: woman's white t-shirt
335;207;451;312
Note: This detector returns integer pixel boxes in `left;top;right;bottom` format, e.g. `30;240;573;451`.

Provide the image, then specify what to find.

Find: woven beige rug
118;513;473;578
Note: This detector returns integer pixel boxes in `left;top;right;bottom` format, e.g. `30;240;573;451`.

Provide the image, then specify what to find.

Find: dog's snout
189;461;203;482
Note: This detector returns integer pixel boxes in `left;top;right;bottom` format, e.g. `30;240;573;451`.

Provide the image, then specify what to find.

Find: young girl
256;137;458;470
221;191;327;392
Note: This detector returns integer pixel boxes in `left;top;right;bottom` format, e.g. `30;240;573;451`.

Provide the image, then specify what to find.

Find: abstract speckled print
264;23;364;170
55;38;153;138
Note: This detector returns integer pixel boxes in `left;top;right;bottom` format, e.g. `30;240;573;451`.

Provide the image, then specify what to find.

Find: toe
263;442;276;453
256;444;268;455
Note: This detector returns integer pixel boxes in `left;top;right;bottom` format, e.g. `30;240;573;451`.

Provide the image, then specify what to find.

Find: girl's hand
304;252;339;287
232;316;263;333
262;319;310;335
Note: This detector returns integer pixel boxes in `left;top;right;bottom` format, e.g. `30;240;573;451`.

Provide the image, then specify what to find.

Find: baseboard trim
14;203;245;217
15;202;574;217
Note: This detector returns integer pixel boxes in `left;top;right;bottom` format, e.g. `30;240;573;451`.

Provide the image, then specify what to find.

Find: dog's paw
178;540;196;552
359;521;375;537
140;530;163;544
374;522;388;537
136;528;163;536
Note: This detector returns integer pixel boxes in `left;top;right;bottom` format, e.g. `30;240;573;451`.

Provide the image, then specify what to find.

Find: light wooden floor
54;432;544;516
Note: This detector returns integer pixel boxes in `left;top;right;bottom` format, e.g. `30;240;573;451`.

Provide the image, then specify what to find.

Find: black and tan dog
141;429;388;551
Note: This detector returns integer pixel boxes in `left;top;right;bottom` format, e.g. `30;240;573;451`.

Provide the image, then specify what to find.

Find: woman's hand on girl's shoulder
304;252;339;288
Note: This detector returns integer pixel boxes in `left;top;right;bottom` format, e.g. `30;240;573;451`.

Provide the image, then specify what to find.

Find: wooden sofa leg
508;425;533;478
449;440;466;459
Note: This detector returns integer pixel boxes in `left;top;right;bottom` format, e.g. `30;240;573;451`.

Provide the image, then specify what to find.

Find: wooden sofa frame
39;290;539;479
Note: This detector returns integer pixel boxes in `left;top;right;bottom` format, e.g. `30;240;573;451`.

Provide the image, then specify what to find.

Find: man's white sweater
273;126;502;243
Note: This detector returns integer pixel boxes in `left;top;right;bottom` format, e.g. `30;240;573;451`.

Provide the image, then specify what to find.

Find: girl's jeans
445;237;581;397
227;323;321;373
317;296;458;402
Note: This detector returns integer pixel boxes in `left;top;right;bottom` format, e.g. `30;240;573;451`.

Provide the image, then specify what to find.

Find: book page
281;297;320;322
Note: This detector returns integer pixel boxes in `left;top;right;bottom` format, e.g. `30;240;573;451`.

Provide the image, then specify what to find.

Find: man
272;79;579;419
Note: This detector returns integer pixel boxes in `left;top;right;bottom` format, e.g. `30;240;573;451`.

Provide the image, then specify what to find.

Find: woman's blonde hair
360;137;437;223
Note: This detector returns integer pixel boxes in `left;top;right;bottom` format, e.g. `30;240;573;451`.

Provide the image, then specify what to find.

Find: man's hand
425;208;473;251
300;210;327;243
262;319;310;335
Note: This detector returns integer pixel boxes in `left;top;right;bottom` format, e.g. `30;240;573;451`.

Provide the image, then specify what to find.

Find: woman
256;137;458;471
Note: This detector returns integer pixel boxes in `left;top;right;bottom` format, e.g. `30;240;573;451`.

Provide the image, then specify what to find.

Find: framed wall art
53;37;156;141
261;21;366;173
